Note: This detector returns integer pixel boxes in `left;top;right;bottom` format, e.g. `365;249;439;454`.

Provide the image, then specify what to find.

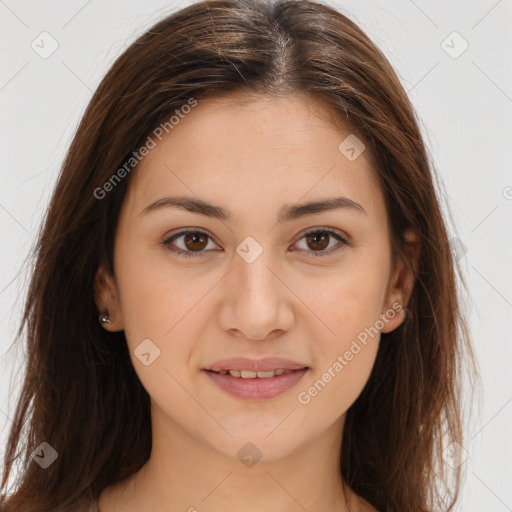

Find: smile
204;367;309;399
209;368;301;378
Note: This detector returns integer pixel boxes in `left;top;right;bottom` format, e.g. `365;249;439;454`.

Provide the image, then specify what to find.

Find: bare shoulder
357;496;379;512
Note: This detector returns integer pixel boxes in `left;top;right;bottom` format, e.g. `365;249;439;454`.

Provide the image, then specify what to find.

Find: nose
217;248;295;341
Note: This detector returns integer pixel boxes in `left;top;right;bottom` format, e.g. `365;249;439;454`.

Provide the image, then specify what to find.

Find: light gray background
1;1;511;510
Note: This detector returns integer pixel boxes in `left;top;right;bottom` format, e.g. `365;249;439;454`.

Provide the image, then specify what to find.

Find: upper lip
204;357;309;372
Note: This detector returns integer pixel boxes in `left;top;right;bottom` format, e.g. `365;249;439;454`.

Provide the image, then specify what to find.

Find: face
95;92;415;463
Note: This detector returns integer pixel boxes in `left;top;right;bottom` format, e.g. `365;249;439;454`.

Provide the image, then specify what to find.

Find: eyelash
161;228;349;259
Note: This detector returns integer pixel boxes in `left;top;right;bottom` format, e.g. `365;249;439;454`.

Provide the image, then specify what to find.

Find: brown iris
306;231;330;251
184;232;209;251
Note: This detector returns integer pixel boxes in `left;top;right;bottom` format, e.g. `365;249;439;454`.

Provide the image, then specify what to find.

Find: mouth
205;368;307;378
203;367;309;400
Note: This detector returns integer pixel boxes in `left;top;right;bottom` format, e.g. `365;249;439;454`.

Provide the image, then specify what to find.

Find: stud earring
99;311;112;324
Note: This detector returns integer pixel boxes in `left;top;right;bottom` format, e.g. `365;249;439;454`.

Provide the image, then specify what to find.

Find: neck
98;406;358;512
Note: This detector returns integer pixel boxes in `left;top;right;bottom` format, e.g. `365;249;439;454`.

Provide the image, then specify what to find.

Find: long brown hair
0;0;477;510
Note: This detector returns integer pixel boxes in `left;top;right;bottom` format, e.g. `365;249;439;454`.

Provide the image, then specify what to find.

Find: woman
0;0;476;510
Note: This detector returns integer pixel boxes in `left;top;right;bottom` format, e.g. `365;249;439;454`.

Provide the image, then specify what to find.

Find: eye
162;229;219;258
162;227;349;259
293;228;349;258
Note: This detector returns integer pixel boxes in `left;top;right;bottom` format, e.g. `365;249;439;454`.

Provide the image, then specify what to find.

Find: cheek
297;287;382;423
116;266;171;339
293;255;387;415
114;261;205;408
115;242;195;334
114;250;215;377
295;340;379;433
299;255;390;343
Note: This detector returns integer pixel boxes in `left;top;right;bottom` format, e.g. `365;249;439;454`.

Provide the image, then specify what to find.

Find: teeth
240;370;257;378
215;368;298;378
255;370;275;378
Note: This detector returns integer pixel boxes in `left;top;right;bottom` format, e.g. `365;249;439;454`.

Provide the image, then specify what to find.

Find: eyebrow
139;195;366;222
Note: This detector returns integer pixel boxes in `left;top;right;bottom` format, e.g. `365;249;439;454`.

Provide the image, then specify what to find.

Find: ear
93;265;124;332
380;228;421;333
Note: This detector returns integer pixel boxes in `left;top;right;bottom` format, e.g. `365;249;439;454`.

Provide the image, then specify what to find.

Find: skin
94;92;420;512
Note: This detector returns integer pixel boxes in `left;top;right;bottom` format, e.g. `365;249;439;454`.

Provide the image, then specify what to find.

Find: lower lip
204;369;308;400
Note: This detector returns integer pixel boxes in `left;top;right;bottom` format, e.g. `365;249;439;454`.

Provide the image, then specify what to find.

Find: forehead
125;92;385;222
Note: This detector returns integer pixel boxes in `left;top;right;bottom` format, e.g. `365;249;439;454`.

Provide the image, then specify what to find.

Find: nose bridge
219;238;293;339
234;242;281;308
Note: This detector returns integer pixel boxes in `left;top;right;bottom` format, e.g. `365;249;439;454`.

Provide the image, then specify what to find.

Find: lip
204;356;308;372
204;367;309;400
